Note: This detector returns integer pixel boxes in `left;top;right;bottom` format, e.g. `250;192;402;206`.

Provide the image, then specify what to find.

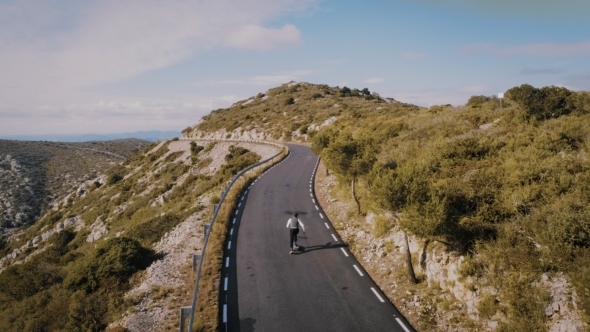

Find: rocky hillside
0;138;282;331
185;82;590;331
0;139;150;230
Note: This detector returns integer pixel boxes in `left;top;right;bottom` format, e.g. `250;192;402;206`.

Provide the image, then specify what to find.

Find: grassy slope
187;82;590;331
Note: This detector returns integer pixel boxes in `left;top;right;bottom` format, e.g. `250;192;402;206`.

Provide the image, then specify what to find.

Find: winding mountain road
219;144;414;332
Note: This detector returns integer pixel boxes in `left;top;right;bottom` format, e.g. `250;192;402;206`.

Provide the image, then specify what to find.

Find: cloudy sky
1;0;589;136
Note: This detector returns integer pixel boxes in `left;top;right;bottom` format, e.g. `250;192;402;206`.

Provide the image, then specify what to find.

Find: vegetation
188;81;590;329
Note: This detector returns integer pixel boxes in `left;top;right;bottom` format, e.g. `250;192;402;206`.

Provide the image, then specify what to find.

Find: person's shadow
292;241;346;254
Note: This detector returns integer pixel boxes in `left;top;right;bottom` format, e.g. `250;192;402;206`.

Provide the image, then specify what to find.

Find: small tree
321;131;378;214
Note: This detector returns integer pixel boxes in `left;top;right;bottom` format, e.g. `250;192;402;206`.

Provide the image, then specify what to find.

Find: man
286;212;305;254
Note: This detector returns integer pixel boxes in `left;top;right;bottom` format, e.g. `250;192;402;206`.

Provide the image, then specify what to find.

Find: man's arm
298;219;306;233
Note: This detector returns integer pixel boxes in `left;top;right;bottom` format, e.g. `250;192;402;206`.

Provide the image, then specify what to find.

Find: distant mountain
0;130;180;142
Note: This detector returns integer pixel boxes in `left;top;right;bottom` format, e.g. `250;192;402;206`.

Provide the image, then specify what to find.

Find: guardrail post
213;204;219;215
192;254;201;272
204;224;210;235
180;306;192;332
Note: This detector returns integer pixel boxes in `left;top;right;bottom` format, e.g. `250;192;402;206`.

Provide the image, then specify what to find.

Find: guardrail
179;139;287;332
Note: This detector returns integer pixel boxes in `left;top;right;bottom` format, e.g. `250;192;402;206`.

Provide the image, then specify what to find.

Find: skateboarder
286;213;305;254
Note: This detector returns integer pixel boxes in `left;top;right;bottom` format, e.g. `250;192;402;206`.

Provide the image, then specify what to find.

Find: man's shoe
289;250;293;254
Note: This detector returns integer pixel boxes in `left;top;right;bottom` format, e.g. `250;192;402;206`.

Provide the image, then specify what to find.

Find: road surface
219;144;415;332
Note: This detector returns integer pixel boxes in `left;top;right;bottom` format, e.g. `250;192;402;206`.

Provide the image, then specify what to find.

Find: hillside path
220;144;415;331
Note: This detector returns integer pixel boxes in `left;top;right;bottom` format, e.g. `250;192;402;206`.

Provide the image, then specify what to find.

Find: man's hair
293;213;298;217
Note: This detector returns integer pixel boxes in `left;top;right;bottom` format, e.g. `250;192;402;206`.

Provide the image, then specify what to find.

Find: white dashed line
312;199;316;203
310;193;313;197
223;304;227;323
331;234;338;242
228;241;231;249
315;205;319;210
340;248;349;257
230;228;234;235
310;188;312;192
319;213;324;219
235;210;238;215
324;223;329;229
241;197;244;201
396;318;411;332
371;287;385;302
224;277;228;291
232;218;236;224
226;257;230;267
353;265;364;276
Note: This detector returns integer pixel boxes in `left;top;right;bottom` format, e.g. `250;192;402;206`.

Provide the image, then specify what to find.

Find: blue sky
1;0;589;136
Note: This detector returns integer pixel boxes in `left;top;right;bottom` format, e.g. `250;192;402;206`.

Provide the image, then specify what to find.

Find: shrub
64;237;156;293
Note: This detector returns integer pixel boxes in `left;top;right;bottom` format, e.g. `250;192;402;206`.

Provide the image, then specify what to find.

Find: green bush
64;237;156;293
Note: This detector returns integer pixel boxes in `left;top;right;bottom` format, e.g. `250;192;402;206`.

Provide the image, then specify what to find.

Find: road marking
312;198;316;203
353;265;364;276
235;210;238;215
223;304;227;323
315;205;319;210
324;223;329;229
340;248;349;257
310;193;313;197
238;203;241;208
331;234;338;242
228;241;231;249
226;257;230;267
232;218;236;224
230;228;234;235
310;188;312;192
241;196;244;201
371;287;385;302
319;213;324;219
224;277;228;291
396;318;411;332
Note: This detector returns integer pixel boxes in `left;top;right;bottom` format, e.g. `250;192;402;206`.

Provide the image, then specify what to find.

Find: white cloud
461;40;590;57
363;77;385;84
219;70;313;86
0;0;319;108
225;24;301;51
402;52;425;60
0;96;241;135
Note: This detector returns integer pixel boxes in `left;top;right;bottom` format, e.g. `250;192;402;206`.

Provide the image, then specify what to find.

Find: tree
321;131;378;214
506;84;574;120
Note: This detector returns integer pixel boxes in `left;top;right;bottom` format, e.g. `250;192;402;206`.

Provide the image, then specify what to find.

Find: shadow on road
292;242;347;254
240;317;257;332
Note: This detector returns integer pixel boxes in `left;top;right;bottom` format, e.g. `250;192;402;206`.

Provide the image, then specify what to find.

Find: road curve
219;144;415;332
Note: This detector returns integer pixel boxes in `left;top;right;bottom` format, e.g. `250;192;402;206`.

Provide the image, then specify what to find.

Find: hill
0;139;150;229
0;138;283;331
185;82;590;331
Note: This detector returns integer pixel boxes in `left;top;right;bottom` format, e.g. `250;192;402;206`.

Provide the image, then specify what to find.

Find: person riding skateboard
286;213;305;254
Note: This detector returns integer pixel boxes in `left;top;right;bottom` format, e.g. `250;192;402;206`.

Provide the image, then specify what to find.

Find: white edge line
235;210;238;215
224;277;228;291
331;233;338;242
340;248;349;257
353;264;364;276
226;257;230;267
232;218;236;224
228;241;231;249
371;287;385;302
223;304;227;323
312;199;316;203
324;222;329;229
396;318;411;332
230;228;234;235
315;205;319;210
319;213;324;219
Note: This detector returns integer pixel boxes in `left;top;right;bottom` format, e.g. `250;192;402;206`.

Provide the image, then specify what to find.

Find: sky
1;0;589;136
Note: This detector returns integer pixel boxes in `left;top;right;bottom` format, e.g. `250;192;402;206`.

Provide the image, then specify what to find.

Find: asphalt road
219;144;415;332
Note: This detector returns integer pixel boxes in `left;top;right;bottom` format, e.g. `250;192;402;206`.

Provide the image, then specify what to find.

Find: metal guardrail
179;139;287;332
